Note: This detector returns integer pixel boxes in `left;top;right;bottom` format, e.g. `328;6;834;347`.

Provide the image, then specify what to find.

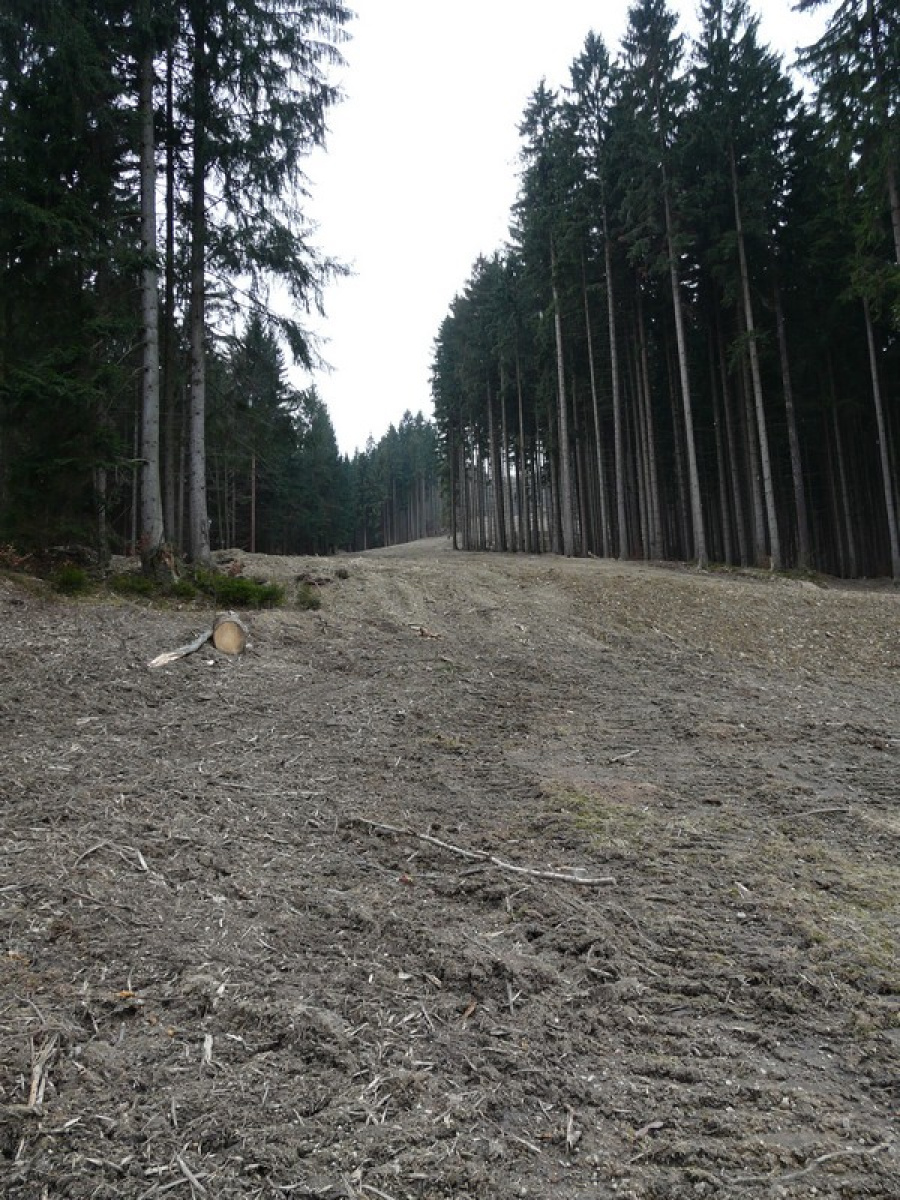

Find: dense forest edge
432;0;900;580
1;0;898;579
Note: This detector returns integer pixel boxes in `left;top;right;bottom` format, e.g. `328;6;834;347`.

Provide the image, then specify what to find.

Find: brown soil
2;538;898;1199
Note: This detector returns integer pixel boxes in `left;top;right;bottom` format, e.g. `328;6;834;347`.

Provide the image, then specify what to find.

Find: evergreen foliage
431;0;900;578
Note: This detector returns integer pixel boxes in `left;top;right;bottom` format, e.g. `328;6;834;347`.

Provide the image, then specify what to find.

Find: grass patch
52;564;91;595
295;582;322;610
109;571;156;597
167;578;198;601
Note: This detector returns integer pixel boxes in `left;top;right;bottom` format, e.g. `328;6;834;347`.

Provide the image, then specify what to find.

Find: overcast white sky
298;1;827;457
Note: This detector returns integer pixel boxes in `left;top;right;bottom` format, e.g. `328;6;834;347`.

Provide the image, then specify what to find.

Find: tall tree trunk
131;403;139;554
709;338;734;566
740;354;768;565
457;443;464;549
863;297;900;579
582;256;611;556
572;377;588;555
95;466;109;567
487;382;507;551
499;361;515;551
548;441;561;555
665;336;691;559
162;45;179;549
139;46;164;563
773;280;810;570
628;339;649;557
551;238;575;557
717;314;749;566
188;1;211;565
886;158;900;268
250;450;257;553
604;212;627;559
830;395;857;578
663;183;707;567
731;148;780;570
515;351;529;553
636;288;662;559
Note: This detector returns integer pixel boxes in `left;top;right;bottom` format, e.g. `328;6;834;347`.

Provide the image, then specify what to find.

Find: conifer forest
1;0;898;578
0;0;440;564
433;0;900;580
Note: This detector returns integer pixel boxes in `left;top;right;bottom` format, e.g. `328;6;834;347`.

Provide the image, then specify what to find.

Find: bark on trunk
188;1;211;565
731;147;780;570
664;183;707;568
774;281;810;570
551;238;575;557
604;213;627;559
582;257;611;557
162;46;179;548
139;47;164;561
863;297;900;580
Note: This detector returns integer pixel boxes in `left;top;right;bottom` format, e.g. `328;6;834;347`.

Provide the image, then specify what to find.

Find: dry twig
28;1032;59;1108
348;815;615;886
732;1141;893;1186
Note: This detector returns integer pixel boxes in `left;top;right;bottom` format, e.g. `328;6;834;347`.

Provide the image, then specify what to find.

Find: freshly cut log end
212;611;248;656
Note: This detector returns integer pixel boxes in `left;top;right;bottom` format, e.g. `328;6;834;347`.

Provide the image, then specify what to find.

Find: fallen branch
792;805;850;820
349;815;615;886
732;1141;892;1186
148;611;248;668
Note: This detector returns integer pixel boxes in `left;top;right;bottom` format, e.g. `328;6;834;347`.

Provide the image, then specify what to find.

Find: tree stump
211;611;248;655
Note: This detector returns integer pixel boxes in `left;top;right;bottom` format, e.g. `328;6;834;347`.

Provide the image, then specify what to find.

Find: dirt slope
1;538;898;1199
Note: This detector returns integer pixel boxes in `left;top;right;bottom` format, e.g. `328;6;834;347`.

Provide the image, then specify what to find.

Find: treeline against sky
431;0;900;578
0;0;440;562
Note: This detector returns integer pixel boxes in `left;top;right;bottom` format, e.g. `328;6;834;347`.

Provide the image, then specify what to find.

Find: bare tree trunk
830;397;857;578
717;315;749;566
664;183;707;567
131;403;139;554
863;297;900;580
741;354;768;566
459;435;469;550
887;158;900;268
187;1;211;565
95;467;109;567
515;351;530;553
487;382;507;552
139;46;164;563
162;45;179;549
603;214;627;559
666;336;692;560
708;333;733;566
551;238;575;557
250;450;257;553
773;280;810;570
731;147;779;570
582;256;611;557
636;289;662;559
499;361;515;551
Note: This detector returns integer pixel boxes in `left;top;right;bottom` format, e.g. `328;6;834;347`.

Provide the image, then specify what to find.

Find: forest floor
1;537;899;1199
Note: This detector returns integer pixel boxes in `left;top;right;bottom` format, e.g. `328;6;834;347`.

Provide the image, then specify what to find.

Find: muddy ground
1;538;898;1199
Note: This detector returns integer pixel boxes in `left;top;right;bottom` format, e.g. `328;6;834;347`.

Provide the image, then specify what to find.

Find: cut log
212;611;248;656
148;611;249;668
